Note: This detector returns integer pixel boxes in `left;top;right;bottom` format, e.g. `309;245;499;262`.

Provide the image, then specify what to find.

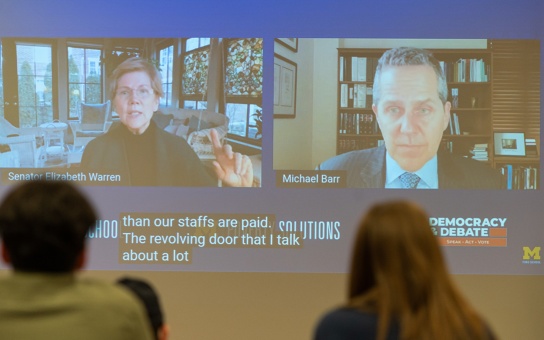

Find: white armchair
70;101;112;149
0;117;41;167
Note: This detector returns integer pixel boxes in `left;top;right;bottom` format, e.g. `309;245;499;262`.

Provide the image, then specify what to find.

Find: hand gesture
210;128;254;187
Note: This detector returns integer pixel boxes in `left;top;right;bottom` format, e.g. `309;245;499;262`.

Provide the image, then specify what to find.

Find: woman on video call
81;57;253;187
314;200;496;340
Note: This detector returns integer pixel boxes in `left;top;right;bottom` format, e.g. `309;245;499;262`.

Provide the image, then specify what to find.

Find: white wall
273;39;315;170
311;39;340;169
273;39;340;170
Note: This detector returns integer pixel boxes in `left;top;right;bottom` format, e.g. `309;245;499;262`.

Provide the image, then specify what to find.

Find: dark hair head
117;277;164;339
348;200;488;340
373;47;448;105
0;180;96;272
109;57;164;100
349;200;445;302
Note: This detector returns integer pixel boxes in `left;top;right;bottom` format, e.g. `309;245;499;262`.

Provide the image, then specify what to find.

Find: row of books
525;138;538;156
338;112;379;135
338;138;384;155
339;56;379;82
439;58;490;83
500;165;538;190
340;84;373;108
470;143;489;161
441;141;488;160
448;112;462;135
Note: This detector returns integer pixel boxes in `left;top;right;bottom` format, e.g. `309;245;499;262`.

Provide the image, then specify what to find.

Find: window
186;38;210;52
17;43;53;127
159;45;174;107
67;46;102;118
225;38;263;144
181;38;210;109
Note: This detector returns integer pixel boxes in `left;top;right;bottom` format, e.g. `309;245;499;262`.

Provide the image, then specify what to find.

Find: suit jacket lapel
437;151;465;189
359;145;386;188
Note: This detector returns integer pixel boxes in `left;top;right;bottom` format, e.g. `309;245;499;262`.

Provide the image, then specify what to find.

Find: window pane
183;100;207;110
248;105;262;139
184;100;197;109
226;103;248;137
159;45;173;107
186;38;199;52
161;83;172;107
85;83;101;104
182;49;208;96
225;38;263;97
186;38;210;52
17;44;53;127
68;46;102;118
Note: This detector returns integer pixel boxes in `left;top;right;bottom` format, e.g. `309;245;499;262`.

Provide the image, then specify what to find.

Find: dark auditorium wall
80;271;544;340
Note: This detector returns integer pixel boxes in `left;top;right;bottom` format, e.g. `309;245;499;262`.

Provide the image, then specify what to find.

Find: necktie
399;172;420;189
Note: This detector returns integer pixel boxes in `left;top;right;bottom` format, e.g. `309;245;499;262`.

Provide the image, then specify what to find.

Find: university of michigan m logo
523;247;541;260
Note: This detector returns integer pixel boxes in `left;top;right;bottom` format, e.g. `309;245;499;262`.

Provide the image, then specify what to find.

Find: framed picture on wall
273;54;297;118
275;38;298;52
494;132;526;156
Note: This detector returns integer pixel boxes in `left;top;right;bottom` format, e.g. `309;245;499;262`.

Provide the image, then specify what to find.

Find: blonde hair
109;57;164;100
348;200;491;340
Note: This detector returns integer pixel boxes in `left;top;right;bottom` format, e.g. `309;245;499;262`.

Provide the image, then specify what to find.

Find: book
340;84;348;108
355;84;366;108
356;57;367;81
451;88;459;108
351;56;358;81
503;164;513;190
339;56;344;81
525;138;538;156
453;113;460;135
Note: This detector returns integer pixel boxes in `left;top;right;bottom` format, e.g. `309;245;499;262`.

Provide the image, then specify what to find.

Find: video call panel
0;37;263;188
274;38;540;191
0;36;542;275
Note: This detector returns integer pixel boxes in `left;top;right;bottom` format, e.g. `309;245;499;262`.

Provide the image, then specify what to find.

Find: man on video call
317;47;503;189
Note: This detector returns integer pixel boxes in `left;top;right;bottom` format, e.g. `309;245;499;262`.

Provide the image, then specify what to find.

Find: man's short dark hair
0;180;96;272
118;277;164;339
373;47;448;105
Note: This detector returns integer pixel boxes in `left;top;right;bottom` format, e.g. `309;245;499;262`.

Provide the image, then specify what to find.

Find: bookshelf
337;50;382;155
336;42;540;189
494;157;539;189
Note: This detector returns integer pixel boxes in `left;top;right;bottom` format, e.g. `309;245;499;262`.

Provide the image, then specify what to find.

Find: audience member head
117;277;168;340
349;200;447;300
348;200;489;340
0;180;96;273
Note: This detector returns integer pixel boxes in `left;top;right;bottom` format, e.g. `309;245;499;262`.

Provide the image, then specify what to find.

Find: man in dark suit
318;47;502;189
